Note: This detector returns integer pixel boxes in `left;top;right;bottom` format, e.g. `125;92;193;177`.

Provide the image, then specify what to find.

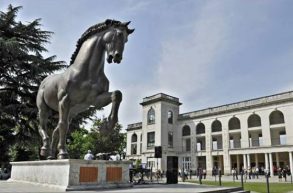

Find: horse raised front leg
101;91;122;132
93;91;122;132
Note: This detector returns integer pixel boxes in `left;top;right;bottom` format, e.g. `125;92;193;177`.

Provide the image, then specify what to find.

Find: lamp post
266;170;270;193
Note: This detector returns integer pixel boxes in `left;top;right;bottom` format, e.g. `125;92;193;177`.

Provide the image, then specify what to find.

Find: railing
271;137;286;146
195;145;206;151
230;140;241;149
249;139;263;147
212;142;223;150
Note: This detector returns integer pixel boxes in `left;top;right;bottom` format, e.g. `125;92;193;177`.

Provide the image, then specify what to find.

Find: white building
126;91;293;175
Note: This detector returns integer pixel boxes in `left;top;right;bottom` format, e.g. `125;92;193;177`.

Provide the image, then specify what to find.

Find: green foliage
90;119;126;155
188;180;293;193
67;118;126;159
0;4;65;163
135;159;142;169
9;144;39;161
67;128;95;159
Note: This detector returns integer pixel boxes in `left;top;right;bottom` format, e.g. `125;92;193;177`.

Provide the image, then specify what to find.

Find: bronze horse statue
36;19;134;159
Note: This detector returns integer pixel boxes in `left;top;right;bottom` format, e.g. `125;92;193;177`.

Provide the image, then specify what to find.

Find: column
289;152;293;175
269;153;273;176
255;153;259;167
243;154;247;170
247;154;251;168
276;152;280;168
194;156;198;170
265;153;269;171
236;154;240;172
206;154;213;175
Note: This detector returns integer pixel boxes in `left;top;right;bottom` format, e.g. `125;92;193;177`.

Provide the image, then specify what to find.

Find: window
229;136;234;149
140;134;142;154
212;120;222;132
131;144;137;155
147;107;155;124
131;134;137;155
248;114;261;128
259;133;263;146
280;131;286;145
168;132;173;148
229;117;240;130
185;138;191;152
147;161;155;168
168;111;173;124
269;110;285;125
196;123;205;134
147;132;155;148
183;157;191;170
197;141;202;151
131;134;137;142
182;125;191;136
212;138;218;150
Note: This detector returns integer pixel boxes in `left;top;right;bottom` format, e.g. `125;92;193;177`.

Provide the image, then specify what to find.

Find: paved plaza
0;181;242;193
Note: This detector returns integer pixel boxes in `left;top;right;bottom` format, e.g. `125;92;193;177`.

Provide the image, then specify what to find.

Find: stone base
10;159;132;191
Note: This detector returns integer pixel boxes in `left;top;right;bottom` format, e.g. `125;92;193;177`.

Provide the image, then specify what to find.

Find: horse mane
70;19;122;65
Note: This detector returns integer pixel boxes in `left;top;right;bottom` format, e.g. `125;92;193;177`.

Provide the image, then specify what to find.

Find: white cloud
156;1;231;98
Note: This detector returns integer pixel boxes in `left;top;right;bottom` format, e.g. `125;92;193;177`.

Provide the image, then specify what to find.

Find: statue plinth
10;159;132;191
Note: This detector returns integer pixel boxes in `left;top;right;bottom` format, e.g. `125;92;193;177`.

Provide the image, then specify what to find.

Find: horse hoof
40;147;49;157
57;153;69;159
47;156;56;160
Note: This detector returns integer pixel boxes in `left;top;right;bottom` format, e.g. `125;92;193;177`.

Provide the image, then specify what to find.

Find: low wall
10;159;132;191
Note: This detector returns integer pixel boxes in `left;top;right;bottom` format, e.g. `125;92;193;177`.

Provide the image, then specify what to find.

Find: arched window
248;114;261;128
212;120;222;132
168;111;173;124
196;123;205;134
269;110;285;125
182;125;191;136
131;133;137;155
148;107;155;124
131;133;137;142
229;117;240;130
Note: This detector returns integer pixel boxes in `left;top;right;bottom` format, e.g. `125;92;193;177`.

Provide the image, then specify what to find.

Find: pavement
0;181;241;193
1;175;293;193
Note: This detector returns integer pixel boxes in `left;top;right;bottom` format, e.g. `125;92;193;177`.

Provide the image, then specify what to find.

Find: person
203;168;207;179
84;150;94;160
283;168;287;182
231;168;235;178
184;169;188;179
278;167;282;182
255;167;259;179
235;168;238;180
248;167;251;179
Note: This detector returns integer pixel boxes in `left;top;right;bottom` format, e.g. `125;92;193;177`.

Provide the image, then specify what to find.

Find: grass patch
187;179;293;193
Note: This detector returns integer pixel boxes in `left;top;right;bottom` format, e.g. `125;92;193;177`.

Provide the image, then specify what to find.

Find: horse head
103;19;134;64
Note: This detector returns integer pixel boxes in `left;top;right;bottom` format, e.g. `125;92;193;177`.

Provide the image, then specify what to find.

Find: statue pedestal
10;159;132;191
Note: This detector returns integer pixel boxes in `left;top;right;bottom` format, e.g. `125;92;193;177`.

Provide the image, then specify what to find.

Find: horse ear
122;21;131;27
127;28;135;34
105;19;112;25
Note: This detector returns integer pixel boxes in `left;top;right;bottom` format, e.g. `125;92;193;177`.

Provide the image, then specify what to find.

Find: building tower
138;93;181;171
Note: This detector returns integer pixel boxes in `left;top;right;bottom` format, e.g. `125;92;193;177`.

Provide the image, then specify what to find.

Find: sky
1;0;293;130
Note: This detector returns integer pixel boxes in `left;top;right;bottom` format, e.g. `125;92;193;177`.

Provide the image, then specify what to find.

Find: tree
67;118;126;159
90;119;126;157
67;128;96;159
0;5;66;163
